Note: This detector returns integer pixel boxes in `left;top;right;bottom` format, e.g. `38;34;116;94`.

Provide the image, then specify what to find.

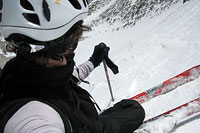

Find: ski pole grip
97;43;119;74
104;55;119;74
97;42;106;51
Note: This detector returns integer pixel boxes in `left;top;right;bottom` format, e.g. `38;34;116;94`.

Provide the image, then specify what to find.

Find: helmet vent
83;0;87;7
20;0;34;11
68;0;81;10
43;0;51;21
0;0;3;10
22;13;40;25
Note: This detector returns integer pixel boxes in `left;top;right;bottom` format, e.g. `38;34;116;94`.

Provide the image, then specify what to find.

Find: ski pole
97;43;119;74
103;60;115;101
97;42;117;101
104;55;119;74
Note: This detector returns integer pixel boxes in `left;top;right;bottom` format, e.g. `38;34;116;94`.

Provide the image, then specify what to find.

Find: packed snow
74;0;200;132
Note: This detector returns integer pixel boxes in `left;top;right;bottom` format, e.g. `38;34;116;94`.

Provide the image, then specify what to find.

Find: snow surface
74;0;200;132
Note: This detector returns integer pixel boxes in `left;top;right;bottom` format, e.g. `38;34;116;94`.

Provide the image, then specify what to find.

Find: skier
0;0;145;133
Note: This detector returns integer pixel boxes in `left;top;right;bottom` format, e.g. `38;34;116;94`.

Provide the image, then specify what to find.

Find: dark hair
6;21;91;65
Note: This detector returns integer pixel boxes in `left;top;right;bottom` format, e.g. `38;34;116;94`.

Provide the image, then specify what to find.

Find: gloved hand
89;44;110;68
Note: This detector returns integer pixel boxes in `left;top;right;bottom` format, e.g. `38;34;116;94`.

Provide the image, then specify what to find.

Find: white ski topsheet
74;0;200;132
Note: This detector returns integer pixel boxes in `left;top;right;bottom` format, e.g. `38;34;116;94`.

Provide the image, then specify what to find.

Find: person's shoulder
3;57;17;69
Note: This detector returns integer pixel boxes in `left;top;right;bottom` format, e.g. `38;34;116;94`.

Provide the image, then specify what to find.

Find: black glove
89;44;110;67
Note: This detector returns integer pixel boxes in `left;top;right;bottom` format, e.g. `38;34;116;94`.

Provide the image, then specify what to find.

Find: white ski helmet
0;0;89;42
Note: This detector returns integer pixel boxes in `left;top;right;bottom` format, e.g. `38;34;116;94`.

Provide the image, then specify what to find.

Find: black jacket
0;57;99;133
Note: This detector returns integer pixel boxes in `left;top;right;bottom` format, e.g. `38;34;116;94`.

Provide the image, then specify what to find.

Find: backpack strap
69;80;101;132
70;79;101;112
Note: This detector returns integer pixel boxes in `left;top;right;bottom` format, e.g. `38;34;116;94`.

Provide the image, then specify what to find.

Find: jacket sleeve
4;101;65;133
72;61;94;84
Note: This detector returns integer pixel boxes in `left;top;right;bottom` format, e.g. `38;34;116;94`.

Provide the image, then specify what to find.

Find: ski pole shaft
103;60;115;101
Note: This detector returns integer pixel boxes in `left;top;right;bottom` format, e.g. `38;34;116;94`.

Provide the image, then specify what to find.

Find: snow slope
75;0;200;132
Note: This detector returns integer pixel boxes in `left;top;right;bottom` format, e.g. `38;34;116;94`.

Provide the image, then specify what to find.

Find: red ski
144;97;200;123
130;65;200;104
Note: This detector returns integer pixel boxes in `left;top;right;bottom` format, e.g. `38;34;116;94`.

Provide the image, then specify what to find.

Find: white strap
73;60;94;84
